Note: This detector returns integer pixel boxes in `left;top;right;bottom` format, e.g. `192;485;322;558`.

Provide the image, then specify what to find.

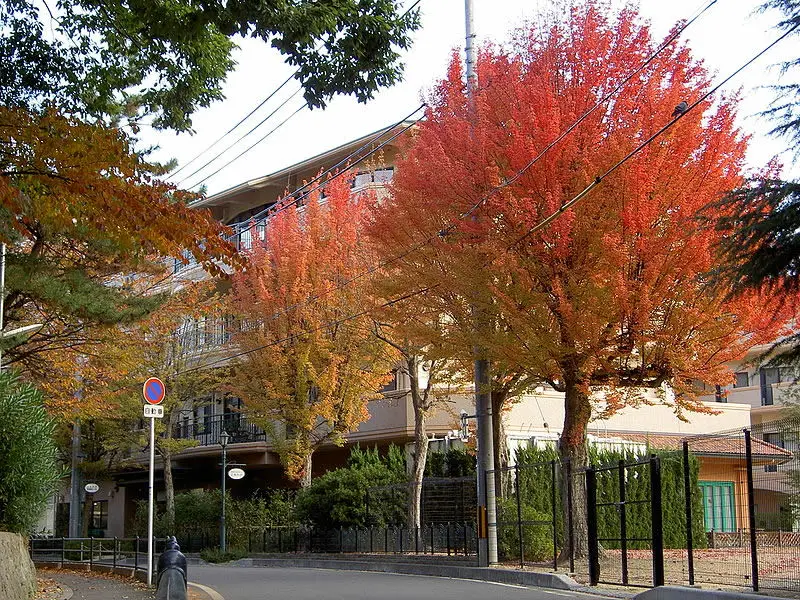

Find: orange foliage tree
229;174;398;487
369;3;792;553
0;107;242;401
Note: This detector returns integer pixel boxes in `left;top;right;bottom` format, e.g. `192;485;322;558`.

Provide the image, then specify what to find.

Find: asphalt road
189;565;609;600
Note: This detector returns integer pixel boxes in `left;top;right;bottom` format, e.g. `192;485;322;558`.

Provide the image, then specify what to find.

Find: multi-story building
54;126;795;539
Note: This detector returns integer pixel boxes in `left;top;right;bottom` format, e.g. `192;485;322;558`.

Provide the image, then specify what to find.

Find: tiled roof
590;431;793;461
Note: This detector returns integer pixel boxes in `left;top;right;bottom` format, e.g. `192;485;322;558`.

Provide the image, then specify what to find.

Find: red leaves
370;2;792;416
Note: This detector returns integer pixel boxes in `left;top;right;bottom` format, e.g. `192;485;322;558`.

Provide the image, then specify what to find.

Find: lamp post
219;430;229;552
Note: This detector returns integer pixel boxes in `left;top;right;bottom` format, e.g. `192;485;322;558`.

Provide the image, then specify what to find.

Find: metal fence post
551;460;558;571
61;537;65;568
113;537;118;570
134;536;139;572
89;537;94;569
744;429;760;592
682;441;695;586
587;466;600;586
650;455;665;587
619;460;629;586
566;459;575;574
515;463;524;569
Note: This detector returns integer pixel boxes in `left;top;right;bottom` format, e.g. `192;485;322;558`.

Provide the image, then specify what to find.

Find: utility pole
68;419;82;538
465;0;497;567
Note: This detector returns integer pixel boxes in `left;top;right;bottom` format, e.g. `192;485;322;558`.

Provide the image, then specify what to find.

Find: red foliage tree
370;3;792;554
228;174;397;486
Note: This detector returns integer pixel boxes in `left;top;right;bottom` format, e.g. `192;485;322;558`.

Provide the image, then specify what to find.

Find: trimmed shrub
0;371;60;533
496;498;552;562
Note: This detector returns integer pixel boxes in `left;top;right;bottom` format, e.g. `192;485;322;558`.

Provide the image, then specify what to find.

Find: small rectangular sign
143;405;164;419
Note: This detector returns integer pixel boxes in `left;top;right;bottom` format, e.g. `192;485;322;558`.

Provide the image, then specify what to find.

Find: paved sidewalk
37;569;218;600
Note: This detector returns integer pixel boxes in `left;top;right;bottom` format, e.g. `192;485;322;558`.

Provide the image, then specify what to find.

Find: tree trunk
491;389;511;498
81;492;93;537
558;375;592;561
299;452;313;488
162;445;175;533
408;384;428;530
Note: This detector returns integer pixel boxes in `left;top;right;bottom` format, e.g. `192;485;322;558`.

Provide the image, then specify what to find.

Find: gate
587;454;664;587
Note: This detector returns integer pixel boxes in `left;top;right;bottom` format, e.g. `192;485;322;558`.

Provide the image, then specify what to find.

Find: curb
633;586;789;600
220;557;578;591
189;581;225;600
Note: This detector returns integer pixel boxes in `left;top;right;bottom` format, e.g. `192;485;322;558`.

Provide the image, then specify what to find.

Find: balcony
173;413;267;447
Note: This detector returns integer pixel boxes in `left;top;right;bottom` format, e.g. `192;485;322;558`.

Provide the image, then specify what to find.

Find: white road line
189;581;226;600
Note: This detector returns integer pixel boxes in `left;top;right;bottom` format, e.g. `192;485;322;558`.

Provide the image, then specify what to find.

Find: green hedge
514;445;706;550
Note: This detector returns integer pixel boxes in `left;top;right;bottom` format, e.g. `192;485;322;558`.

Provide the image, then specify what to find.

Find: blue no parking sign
142;377;166;405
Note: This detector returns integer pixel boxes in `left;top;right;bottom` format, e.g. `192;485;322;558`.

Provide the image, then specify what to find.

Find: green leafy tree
0;370;60;533
1;0;420;131
712;1;800;298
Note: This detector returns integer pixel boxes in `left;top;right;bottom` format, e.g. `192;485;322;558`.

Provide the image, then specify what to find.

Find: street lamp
219;429;230;553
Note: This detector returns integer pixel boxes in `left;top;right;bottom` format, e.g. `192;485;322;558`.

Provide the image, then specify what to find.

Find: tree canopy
1;0;420;131
0;106;243;379
229;173;398;485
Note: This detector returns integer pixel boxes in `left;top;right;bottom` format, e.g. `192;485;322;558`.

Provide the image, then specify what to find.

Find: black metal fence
29;536;169;573
230;523;477;556
680;421;800;594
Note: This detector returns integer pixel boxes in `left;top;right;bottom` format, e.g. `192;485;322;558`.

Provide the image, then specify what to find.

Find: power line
508;17;800;249
178;88;305;188
169;71;297;180
151;0;729;365
195;0;722;326
150;105;425;294
169;0;424;187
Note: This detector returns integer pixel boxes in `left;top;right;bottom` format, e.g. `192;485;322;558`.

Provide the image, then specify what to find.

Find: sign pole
141;376;165;588
147;414;155;586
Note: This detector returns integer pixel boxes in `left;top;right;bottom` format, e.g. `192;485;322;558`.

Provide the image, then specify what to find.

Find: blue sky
142;0;799;196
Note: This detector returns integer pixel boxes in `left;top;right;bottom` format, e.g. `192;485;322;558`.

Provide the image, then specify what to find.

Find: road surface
189;565;609;600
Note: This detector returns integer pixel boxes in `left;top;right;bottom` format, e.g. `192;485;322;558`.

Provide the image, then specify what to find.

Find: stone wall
0;532;36;600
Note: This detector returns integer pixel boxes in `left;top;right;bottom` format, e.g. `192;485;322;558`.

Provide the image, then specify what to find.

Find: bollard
155;536;188;600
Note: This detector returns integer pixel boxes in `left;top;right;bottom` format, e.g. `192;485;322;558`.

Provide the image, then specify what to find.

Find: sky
143;0;800;197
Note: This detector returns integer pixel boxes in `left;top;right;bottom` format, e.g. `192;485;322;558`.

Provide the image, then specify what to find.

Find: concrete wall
0;532;35;600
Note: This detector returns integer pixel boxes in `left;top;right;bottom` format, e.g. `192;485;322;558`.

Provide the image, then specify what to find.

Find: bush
0;371;60;533
496;498;552;562
200;546;248;563
425;448;476;478
295;445;407;528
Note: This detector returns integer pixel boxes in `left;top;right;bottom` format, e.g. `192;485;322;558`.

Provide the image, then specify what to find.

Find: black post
134;536;139;572
278;527;282;553
650;455;665;587
744;429;760;592
551;460;558;571
464;521;468;556
447;522;451;556
587;467;600;586
566;459;575;574
682;441;695;586
385;526;389;554
61;537;65;568
430;523;435;555
515;463;524;568
365;491;370;527
370;526;374;553
415;526;419;554
113;537;118;570
339;526;344;554
618;460;629;586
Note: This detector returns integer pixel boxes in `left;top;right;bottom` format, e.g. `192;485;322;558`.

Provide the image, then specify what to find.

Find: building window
699;481;736;532
763;432;784;448
734;372;749;388
91;500;108;531
760;367;781;405
714;385;726;403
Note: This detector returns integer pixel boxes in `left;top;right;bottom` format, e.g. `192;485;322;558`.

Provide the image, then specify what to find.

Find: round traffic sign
85;483;100;494
143;377;166;405
228;468;245;480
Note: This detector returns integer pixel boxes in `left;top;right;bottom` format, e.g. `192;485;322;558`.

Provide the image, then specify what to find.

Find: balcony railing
173;413;267;446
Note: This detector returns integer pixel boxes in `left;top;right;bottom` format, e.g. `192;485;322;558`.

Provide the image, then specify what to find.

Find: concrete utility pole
464;0;498;567
68;419;82;538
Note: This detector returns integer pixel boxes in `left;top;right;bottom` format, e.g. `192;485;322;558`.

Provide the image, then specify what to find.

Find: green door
699;481;736;532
